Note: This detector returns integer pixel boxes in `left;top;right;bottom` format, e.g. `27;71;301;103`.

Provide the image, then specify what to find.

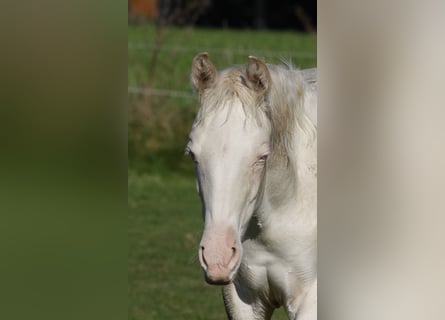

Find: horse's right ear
246;56;271;94
191;52;217;94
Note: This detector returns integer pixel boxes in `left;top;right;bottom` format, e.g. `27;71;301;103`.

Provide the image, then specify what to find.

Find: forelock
193;67;268;127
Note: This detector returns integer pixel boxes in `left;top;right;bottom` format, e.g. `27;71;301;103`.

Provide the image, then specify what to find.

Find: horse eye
185;148;198;163
189;151;198;164
257;154;268;165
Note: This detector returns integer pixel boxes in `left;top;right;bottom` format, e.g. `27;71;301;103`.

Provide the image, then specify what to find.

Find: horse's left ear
246;56;271;94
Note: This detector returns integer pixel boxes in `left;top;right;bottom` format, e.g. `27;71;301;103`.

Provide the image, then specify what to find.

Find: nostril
227;246;239;270
199;246;208;271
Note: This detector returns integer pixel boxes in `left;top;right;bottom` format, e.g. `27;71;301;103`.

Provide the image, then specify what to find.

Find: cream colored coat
188;53;317;320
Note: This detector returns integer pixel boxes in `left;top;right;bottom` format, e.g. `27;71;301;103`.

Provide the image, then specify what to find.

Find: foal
187;53;317;320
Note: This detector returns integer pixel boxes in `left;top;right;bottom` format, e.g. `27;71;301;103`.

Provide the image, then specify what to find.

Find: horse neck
262;129;316;212
256;69;317;223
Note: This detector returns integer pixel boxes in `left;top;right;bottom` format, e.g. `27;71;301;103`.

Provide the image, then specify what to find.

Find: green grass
128;171;223;319
128;171;289;319
128;24;316;92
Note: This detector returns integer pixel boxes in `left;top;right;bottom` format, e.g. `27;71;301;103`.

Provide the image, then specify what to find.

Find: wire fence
128;42;316;59
128;86;196;99
128;42;316;99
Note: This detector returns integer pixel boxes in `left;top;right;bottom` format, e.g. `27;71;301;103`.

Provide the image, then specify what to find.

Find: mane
193;63;317;156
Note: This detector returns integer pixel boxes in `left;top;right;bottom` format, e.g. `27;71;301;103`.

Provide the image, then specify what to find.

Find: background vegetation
128;24;316;319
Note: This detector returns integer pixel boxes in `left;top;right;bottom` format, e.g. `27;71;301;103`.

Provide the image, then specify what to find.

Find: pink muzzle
198;225;241;285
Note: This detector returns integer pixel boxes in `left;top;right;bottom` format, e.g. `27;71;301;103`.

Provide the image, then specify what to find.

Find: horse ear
191;52;217;94
246;56;271;94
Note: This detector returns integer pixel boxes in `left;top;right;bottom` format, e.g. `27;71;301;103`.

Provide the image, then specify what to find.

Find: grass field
128;24;316;91
128;171;225;319
128;24;316;319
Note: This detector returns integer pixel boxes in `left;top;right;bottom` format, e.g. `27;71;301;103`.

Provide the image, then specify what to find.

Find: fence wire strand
128;86;196;99
128;43;316;59
128;43;316;99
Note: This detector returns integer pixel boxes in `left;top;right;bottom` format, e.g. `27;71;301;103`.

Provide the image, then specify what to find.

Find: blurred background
128;1;316;319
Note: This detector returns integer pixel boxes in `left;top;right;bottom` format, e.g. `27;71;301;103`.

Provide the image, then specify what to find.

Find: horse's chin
203;265;239;286
204;275;233;286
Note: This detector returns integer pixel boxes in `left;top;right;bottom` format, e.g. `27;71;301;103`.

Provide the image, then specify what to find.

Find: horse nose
199;246;207;271
199;245;238;269
198;244;240;285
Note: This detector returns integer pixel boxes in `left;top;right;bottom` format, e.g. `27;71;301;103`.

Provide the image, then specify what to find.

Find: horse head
188;53;272;284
